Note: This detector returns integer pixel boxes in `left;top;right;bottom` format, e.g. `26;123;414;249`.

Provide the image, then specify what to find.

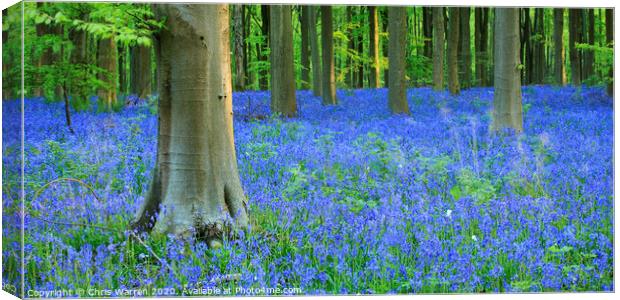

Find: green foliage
450;169;496;206
576;42;614;86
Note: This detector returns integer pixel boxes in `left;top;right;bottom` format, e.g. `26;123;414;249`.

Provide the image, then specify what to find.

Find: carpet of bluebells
2;85;614;296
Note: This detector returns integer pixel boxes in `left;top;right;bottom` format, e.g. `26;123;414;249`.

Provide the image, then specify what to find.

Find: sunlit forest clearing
1;2;614;296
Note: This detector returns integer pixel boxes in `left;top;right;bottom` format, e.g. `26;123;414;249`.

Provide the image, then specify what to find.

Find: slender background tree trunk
387;6;409;115
553;8;566;86
321;6;337;105
447;8;460;95
569;9;583;86
300;6;310;90
270;5;297;117
309;6;322;97
368;6;380;88
97;37;118;109
459;8;471;89
233;4;246;91
432;7;445;90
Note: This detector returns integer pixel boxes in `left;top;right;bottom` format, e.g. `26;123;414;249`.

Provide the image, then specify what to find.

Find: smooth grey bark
447;7;460;95
492;8;523;133
270;5;297;117
368;6;380;88
553;9;566;86
233;4;246;91
321;6;337;105
309;6;322;96
387;7;409;115
459;8;472;89
133;4;249;239
300;6;310;89
432;7;445;90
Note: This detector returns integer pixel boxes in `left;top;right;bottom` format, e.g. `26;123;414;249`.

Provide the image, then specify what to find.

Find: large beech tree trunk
233;4;246;91
97;37;118;109
321;6;337;105
553;9;566;86
309;6;322;96
432;7;445;91
133;4;249;239
130;45;152;99
387;7;409;115
493;8;523;133
447;8;460;95
270;5;297;117
368;6;380;88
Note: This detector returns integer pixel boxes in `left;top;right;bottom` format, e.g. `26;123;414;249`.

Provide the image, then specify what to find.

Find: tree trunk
233;4;246;91
447;8;460;95
258;5;270;90
300;6;311;90
97;37;118;109
119;45;126;95
583;9;595;82
270;5;297;117
387;7;410;115
133;4;249;239
34;2;51;97
553;8;566;86
309;6;322;97
459;8;472;89
533;8;545;83
569;9;583;86
368;6;380;88
356;8;364;88
52;24;64;101
521;8;533;85
346;6;354;88
68;26;88;104
381;8;389;87
321;6;337;105
606;9;613;96
493;8;523;133
3;9;11;100
432;7;445;90
422;7;432;58
475;7;489;86
130;45;152;99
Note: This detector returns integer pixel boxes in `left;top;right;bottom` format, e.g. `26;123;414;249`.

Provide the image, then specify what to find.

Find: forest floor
2;85;613;294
